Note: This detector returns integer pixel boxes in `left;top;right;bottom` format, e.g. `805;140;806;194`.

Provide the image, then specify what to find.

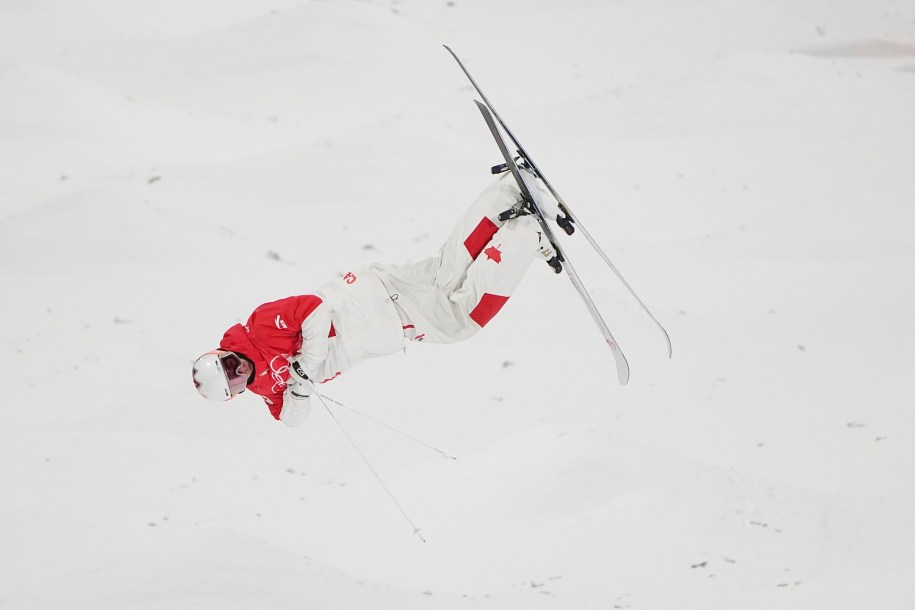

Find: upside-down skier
192;170;558;426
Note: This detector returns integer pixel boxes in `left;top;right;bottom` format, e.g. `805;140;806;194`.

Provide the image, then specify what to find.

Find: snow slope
2;1;914;608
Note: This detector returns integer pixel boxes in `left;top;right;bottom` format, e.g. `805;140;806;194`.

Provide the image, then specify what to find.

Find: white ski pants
376;173;544;344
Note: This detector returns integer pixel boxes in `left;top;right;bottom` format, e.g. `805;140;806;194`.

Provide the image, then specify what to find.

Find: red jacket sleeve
245;295;324;356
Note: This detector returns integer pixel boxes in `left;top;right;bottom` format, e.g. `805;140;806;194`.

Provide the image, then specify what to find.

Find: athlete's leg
448;214;543;331
378;173;549;344
432;173;523;294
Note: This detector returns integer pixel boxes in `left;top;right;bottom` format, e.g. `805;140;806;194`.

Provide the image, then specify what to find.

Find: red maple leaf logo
483;244;502;263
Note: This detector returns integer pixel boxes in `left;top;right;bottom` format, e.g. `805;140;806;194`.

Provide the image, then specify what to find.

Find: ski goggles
217;351;250;396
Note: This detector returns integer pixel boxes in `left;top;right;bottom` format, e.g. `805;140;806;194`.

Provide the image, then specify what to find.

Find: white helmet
192;350;249;401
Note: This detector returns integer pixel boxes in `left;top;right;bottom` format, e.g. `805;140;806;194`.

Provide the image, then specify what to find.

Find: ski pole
315;393;427;542
318;393;457;460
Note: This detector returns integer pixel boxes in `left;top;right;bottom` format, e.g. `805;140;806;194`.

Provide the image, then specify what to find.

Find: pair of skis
444;46;672;385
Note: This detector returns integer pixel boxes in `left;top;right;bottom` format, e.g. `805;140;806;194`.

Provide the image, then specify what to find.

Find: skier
192;171;556;426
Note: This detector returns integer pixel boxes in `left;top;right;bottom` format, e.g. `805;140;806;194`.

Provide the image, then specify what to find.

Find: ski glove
280;358;315;427
280;379;314;427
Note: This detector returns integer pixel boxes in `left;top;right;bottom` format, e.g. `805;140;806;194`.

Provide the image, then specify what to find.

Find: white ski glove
280;362;315;428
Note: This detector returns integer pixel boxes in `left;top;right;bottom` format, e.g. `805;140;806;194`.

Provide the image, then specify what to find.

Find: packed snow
2;1;914;608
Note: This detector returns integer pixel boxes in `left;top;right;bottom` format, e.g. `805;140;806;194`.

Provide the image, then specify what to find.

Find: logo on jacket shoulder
275;315;288;330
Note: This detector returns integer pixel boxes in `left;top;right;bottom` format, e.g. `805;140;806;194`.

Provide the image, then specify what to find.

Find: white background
2;1;914;608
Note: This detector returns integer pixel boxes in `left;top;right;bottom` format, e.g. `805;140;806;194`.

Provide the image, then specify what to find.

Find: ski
473;100;631;385
444;45;672;371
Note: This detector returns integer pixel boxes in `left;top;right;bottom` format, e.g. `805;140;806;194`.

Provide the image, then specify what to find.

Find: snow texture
1;1;914;608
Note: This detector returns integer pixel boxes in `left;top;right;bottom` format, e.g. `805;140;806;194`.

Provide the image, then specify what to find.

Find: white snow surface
2;1;915;608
